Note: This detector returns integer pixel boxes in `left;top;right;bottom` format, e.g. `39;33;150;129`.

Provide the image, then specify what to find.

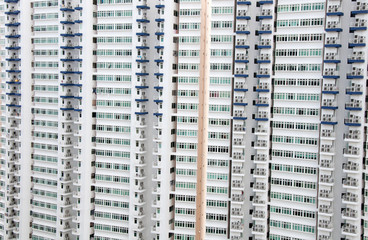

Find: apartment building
0;0;367;240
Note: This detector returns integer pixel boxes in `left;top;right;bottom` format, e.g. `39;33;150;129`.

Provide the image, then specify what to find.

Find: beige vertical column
195;0;211;239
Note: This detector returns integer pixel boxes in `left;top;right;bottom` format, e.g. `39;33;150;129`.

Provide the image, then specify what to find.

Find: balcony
6;43;20;50
60;176;72;183
350;19;367;31
321;145;334;155
60;67;82;75
319;204;333;215
258;24;272;34
343;145;360;157
235;25;250;34
6;55;20;61
255;112;268;121
234;83;248;92
155;28;164;36
254;140;267;149
235;39;249;49
257;39;271;49
5;19;20;28
236;10;250;20
5;9;20;15
136;80;148;90
323;69;339;79
253;182;266;191
237;0;251;5
5;31;20;38
6;101;20;108
233;152;244;160
235;54;249;63
325;37;341;48
60;222;72;232
233;124;245;133
136;182;145;192
234;68;249;78
233;110;246;120
252;195;265;205
155;0;165;8
326;21;342;32
257;54;271;64
60;3;74;11
233;138;244;147
321;114;337;125
258;0;273;4
231;221;244;231
232;194;244;202
6;66;20;73
342;223;357;236
151;212;159;220
321;129;334;139
321;99;337;110
136;28;149;36
259;9;272;19
253;168;267;177
152;198;160;208
61;42;82;49
137;14;149;23
135;96;148;103
322;84;338;94
232;208;243;217
153;109;163;117
255;97;269;107
60;29;76;37
252;210;265;219
344;130;360;142
135;69;149;76
345;99;362;111
137;41;149;49
136;198;146;207
342;192;358;204
232;180;243;188
346;84;363;95
349;35;366;47
60;17;75;25
324;53;340;63
61;55;82;62
232;166;243;174
252;225;264;234
255;125;267;135
254;154;267;163
255;83;269;92
137;0;149;9
320;174;334;185
234;97;247;106
342;161;359;173
352;2;368;15
342;208;358;219
318;220;332;231
342;177;359;188
326;5;343;16
347;67;364;79
348;51;365;63
344;114;361;126
255;68;270;78
318;234;331;240
319;189;332;199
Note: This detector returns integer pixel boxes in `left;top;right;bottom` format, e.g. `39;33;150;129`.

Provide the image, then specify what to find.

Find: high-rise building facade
0;0;367;240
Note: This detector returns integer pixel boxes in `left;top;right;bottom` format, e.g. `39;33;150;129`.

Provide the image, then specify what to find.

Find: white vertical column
18;1;33;239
